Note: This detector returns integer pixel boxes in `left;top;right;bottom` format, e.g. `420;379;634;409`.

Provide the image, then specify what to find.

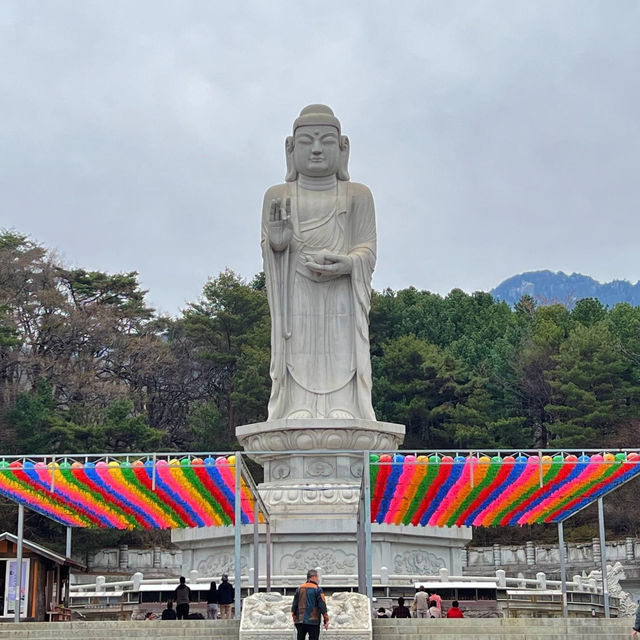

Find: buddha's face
292;125;340;177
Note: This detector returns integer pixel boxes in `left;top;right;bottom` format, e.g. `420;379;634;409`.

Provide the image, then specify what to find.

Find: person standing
429;590;442;612
174;577;191;620
391;597;411;618
291;569;329;640
206;581;218;620
446;600;464;618
413;586;429;618
217;574;234;619
633;602;640;637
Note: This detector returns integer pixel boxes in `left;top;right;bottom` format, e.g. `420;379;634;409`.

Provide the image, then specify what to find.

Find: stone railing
70;566;604;596
463;538;639;569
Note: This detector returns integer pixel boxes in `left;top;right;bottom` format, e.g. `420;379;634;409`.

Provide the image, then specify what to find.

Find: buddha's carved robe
261;179;376;420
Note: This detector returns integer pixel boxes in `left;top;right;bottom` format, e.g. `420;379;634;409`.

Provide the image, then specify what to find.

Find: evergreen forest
2;231;639;552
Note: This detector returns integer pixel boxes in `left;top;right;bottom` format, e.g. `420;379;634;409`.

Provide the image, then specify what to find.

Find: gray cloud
1;0;639;314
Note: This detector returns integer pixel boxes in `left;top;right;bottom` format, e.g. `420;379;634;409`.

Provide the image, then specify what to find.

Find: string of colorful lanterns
370;452;640;527
0;456;257;530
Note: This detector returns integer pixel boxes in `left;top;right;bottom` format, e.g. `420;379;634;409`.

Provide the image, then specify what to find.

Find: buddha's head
285;104;350;181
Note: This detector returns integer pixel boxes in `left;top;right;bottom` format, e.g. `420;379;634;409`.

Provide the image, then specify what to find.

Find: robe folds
261;179;377;421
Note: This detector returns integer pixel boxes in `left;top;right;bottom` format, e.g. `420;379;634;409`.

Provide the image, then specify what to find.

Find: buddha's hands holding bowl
268;197;293;251
305;250;353;278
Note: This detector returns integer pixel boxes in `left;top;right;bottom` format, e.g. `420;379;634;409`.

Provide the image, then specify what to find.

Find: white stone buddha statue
261;105;377;421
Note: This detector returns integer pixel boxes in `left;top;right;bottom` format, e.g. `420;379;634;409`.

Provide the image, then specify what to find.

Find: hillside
491;270;640;307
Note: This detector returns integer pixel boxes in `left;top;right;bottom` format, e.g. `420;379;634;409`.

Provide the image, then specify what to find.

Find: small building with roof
0;532;85;621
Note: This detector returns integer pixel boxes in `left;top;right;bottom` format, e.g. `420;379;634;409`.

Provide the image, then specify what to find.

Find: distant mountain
491;271;640;308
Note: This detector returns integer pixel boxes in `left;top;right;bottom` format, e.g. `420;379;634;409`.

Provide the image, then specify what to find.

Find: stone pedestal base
172;511;472;580
236;419;404;517
172;418;472;582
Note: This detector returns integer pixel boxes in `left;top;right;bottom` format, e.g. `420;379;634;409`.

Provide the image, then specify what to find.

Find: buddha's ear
337;135;350;181
285;136;297;182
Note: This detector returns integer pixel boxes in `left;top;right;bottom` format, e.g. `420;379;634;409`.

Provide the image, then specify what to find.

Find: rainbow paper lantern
370;452;640;527
0;456;257;530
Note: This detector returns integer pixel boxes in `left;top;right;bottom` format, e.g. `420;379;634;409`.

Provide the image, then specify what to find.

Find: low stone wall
465;537;639;570
87;545;183;573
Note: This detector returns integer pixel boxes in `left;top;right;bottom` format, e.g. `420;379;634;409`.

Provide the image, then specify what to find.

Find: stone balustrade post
380;566;389;586
132;572;143;590
496;569;506;588
493;543;502;566
439;567;449;581
118;544;129;569
536;572;546;590
153;546;161;569
560;541;568;564
626;537;634;561
526;541;535;566
592;537;600;562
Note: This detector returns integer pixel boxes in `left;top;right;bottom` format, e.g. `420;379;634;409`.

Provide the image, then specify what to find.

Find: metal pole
14;504;24;622
265;522;271;592
356;485;365;594
558;521;568;618
66;527;72;559
363;451;373;602
598;498;610;618
253;500;259;594
234;453;242;619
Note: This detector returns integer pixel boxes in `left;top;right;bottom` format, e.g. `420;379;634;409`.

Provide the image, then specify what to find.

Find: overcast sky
1;1;639;315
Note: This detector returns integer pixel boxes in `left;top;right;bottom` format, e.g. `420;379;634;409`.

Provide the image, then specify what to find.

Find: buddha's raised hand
268;197;293;251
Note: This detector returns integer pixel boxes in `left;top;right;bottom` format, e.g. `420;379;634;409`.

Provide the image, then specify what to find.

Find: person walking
391;597;411;618
217;574;234;619
174;576;191;620
446;600;464;618
206;580;218;620
413;586;429;618
291;569;329;640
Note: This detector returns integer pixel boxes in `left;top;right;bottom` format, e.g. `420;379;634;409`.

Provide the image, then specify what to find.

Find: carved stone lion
584;561;638;617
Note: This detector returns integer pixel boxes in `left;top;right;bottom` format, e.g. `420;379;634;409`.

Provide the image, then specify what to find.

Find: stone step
371;618;632;639
0;621;240;640
0;620;240;631
0;633;236;639
374;636;630;640
0;636;239;640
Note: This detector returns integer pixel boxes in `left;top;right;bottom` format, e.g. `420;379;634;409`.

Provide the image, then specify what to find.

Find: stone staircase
0;620;240;640
0;618;636;640
372;618;634;639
